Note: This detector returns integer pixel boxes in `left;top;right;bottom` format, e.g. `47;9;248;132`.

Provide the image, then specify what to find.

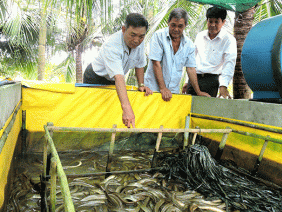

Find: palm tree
56;0;110;83
36;0;95;81
38;0;48;80
233;7;255;99
0;0;95;81
0;1;41;79
0;0;66;80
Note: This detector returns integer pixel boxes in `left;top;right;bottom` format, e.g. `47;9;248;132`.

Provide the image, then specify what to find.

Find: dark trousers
187;74;219;97
83;64;115;85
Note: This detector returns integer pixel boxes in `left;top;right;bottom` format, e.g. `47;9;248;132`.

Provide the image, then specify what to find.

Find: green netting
189;0;261;12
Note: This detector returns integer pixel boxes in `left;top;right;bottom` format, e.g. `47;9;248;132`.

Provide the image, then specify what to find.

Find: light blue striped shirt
144;27;196;93
91;30;146;81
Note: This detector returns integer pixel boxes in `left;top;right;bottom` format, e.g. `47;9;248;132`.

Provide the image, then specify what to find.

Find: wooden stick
215;127;231;160
191;126;200;145
47;126;232;134
191;113;282;134
151;125;163;168
252;135;270;175
44;123;53;179
155;125;164;152
50;157;57;212
233;130;282;144
44;125;75;212
43;136;48;179
258;136;269;162
183;115;190;149
106;124;117;175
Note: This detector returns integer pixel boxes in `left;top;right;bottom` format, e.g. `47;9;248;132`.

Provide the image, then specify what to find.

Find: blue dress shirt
144;27;196;93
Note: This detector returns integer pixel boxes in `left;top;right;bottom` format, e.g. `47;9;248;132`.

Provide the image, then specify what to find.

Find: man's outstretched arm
114;74;135;128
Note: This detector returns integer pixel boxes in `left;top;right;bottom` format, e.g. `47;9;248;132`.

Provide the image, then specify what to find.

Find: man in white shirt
182;6;237;98
144;8;210;101
83;13;152;128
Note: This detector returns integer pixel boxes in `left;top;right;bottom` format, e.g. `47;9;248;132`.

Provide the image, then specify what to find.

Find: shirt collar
204;29;226;40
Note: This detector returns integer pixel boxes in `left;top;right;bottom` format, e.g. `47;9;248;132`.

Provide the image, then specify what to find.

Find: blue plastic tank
241;15;282;99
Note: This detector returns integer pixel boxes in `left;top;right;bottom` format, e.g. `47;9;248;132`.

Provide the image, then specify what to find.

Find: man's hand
115;74;136;128
122;104;135;128
138;86;153;96
197;91;211;97
182;83;188;94
218;86;232;99
182;82;210;97
160;87;172;101
186;67;210;97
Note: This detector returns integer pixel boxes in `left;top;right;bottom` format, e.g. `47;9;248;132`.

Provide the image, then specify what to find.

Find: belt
197;73;219;77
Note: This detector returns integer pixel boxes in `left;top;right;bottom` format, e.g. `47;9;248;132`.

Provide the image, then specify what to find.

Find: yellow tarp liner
22;86;192;131
191;114;282;159
0;105;21;208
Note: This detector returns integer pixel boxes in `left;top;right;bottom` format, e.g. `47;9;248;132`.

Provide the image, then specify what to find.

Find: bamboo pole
44;125;75;212
183;115;190;149
43;136;48;179
47;126;232;134
44;123;53;179
215;127;231;160
258;136;269;162
233;130;282;144
50;157;57;212
106;124;117;175
151;126;163;168
155;125;164;152
191;126;200;145
191;113;282;134
252;136;270;175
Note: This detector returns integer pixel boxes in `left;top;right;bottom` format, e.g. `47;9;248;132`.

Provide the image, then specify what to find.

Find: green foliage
52;54;76;82
1;0;282;83
253;0;282;24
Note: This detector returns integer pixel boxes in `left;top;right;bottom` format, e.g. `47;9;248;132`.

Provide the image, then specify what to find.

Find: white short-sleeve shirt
144;27;196;94
91;30;146;81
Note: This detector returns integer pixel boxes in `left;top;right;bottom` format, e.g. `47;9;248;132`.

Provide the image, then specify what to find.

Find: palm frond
52;53;76;82
253;0;282;24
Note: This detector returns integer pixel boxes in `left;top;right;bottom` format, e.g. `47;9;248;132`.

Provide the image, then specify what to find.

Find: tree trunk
75;44;83;83
38;6;47;81
233;7;255;99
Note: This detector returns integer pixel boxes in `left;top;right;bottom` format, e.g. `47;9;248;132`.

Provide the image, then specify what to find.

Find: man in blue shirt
83;13;152;128
144;8;210;101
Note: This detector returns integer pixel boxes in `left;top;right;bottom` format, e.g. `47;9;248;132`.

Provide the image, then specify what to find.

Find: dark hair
168;8;188;26
206;6;227;20
125;13;148;31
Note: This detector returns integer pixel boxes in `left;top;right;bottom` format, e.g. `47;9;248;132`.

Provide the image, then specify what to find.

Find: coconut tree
233;7;255;99
36;0;95;81
0;0;66;80
54;0;110;83
0;1;41;79
0;0;95;81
